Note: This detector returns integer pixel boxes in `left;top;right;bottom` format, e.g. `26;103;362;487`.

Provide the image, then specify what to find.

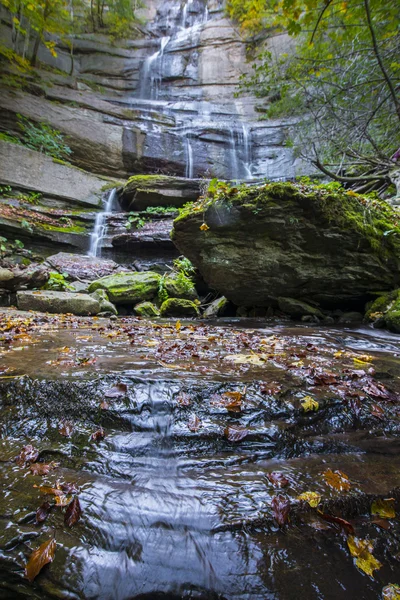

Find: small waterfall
185;134;194;178
181;0;194;28
241;124;253;179
140;36;170;99
88;188;117;258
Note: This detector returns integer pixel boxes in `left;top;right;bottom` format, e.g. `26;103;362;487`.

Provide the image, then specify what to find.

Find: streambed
1;310;400;599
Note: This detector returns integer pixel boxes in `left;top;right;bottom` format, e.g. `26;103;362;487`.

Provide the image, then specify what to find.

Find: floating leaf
224;425;248;442
297;491;321;508
323;469;351;492
318;511;355;535
34;485;63;496
271;494;290;526
301;396;319;412
222;391;243;412
16;445;39;467
383;584;400;600
25;538;56;582
347;535;382;577
267;471;289;488
64;497;82;527
60;481;79;494
371;498;396;519
30;462;58;476
54;494;72;507
36;502;51;524
188;414;201;432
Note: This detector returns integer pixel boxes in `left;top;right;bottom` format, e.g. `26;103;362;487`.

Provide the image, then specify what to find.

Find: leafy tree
228;0;400;197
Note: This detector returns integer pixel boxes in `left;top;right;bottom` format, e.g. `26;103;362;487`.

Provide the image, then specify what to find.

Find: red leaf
224;425;248;442
25;538;56;582
64;497;82;528
188;414;201;432
271;494;290;526
16;445;39;467
36;502;51;524
318;512;355;535
267;472;289;488
91;428;105;441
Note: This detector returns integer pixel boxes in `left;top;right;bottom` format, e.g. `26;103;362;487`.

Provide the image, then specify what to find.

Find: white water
185;134;194;178
88;188;116;258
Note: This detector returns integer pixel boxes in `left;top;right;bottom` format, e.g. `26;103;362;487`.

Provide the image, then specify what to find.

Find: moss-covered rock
204;296;229;318
365;290;400;332
160;298;200;318
90;289;118;316
163;272;198;301
88;271;161;305
134;301;160;317
16;290;100;316
172;181;400;309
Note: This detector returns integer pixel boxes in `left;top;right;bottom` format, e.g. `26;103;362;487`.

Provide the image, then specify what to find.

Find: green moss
160;297;200;318
88;271;161;305
39;222;87;234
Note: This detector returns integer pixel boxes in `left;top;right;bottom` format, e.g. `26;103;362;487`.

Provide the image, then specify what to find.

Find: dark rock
338;311;364;324
278;297;323;319
121;176;202;211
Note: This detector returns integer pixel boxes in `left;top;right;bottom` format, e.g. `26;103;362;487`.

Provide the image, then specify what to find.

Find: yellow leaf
176;320;181;332
371;498;396;519
13;16;20;24
347;535;382;576
297;491;321;508
200;223;210;231
323;469;351;492
301;396;319;412
224;353;267;365
383;584;400;600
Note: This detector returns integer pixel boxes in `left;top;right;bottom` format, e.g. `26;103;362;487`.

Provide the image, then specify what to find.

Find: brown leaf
60;481;79;494
266;471;289;488
222;391;243;412
177;393;191;406
59;421;74;438
224;425;248;442
16;445;39;467
91;428;105;441
30;462;58;476
372;517;390;530
371;403;385;419
54;494;72;507
104;383;127;398
260;382;282;395
188;414;201;432
323;469;351;492
36;502;51;524
362;381;390;399
313;372;338;385
64;497;82;527
271;494;290;526
25;538;56;582
318;511;355;535
34;485;63;496
100;400;109;410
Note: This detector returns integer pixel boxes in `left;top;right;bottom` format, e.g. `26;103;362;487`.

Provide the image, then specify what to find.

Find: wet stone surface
0;309;400;599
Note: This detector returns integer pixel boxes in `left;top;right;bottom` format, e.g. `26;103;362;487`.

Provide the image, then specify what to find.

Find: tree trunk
30;34;41;67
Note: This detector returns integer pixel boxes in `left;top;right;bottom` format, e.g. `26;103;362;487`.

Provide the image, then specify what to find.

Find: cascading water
88;188;117;258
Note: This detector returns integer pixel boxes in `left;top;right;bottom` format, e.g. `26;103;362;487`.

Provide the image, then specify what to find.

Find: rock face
88;271;161;305
121;176;202;211
172;182;400;309
17;290;100;315
45;252;123;281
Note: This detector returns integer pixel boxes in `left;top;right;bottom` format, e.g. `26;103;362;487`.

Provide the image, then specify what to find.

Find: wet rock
338;311;364;324
46;252;123;281
172;182;400;309
121;176;202;211
278;297;323;319
134;301;160;317
16;290;100;315
366;290;400;332
112;218;176;251
204;296;229;318
0;265;49;292
160;298;200;318
0;268;14;284
90;289;118;316
164;272;198;301
88;271;161;305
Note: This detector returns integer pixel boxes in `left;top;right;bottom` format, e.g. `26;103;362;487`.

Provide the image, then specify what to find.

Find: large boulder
160;298;200;318
88;271;161;305
120;176;202;211
171;182;400;309
46;252;123;281
365;290;400;332
16;290;100;315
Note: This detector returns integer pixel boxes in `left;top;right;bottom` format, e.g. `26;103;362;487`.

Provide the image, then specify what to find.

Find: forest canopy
227;0;400;196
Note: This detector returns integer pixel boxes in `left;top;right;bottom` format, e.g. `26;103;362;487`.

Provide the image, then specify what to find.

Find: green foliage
143;206;177;215
157;273;169;304
173;256;195;278
0;235;24;255
17;114;72;160
0;131;21;145
125;214;147;230
43;271;73;291
0;186;12;196
20;218;33;232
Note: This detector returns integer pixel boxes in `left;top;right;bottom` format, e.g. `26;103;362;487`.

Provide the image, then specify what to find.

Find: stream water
1;313;400;599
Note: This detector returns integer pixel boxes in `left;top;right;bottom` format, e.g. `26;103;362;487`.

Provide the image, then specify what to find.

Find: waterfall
88;188;116;258
185;134;194;178
140;36;170;99
181;0;194;28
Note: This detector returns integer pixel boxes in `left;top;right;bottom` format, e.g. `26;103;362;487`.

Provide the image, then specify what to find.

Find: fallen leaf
371;498;396;519
64;497;82;527
54;494;72;507
260;382;282;395
60;481;79;494
30;462;58;476
25;538;56;582
271;494;290;526
371;403;385;419
314;372;338;385
301;396;319;412
222;391;243;412
371;517;390;530
297;491;321;508
16;445;39;467
91;428;105;441
323;469;351;492
177;393;191;406
36;502;51;524
224;425;248;442
383;584;400;600
100;400;109;410
34;485;63;496
347;535;382;577
200;223;210;231
318;512;355;535
104;383;127;398
266;471;289;488
224;353;267;365
59;421;74;437
188;414;201;432
363;381;391;399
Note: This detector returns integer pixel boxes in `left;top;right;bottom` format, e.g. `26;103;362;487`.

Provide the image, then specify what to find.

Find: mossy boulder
204;296;229;318
88;271;161;305
90;289;118;316
134;301;160;317
163;273;198;300
160;298;200;318
172;182;400;309
365;290;400;332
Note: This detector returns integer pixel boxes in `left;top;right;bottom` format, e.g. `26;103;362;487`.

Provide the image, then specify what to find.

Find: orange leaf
25;538;56;582
323;469;351;492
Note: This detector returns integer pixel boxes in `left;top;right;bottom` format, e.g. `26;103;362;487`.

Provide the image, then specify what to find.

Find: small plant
0;236;25;255
0;185;12;196
43;272;73;291
17;191;43;205
173;256;195;277
157;273;169;304
144;206;176;215
20;219;33;233
125;214;147;230
17;115;72;161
